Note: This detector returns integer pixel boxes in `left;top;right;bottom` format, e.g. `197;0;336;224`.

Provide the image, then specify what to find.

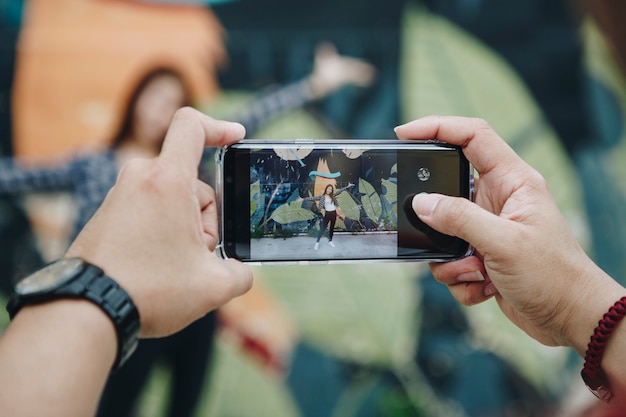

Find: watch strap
7;261;140;370
67;264;140;370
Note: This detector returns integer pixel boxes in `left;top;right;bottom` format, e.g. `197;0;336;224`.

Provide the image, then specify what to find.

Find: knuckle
172;106;199;121
116;158;151;184
429;268;448;285
470;117;491;129
526;169;549;192
470;117;493;134
450;282;484;306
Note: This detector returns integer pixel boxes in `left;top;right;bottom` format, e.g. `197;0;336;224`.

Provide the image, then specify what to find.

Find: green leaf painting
250;180;261;215
359;178;382;221
381;179;397;217
250;180;265;227
269;202;317;225
336;192;360;220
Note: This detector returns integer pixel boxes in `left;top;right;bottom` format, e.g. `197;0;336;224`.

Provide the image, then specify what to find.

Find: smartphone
216;139;474;264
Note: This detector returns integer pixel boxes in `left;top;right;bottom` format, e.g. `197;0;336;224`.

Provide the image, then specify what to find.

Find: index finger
394;115;523;175
160;107;246;176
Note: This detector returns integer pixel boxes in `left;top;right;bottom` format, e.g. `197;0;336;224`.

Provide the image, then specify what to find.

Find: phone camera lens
417;167;431;182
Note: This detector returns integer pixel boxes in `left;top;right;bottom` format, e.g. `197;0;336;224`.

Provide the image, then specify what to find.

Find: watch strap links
68;264;141;370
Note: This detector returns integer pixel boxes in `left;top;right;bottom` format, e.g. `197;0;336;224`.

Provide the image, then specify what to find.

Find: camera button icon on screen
417;167;430;182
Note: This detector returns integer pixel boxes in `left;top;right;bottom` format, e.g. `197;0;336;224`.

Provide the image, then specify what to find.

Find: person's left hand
66;108;253;338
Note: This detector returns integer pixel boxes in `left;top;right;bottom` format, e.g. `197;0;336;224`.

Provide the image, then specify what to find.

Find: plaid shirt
234;79;314;135
0;151;119;239
301;185;351;212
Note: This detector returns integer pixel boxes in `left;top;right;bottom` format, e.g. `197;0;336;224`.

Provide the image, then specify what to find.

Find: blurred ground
250;233;398;261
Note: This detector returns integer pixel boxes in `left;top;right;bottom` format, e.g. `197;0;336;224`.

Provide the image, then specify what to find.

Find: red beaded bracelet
581;295;626;402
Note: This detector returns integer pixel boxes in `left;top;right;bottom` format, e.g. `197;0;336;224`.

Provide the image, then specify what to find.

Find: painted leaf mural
381;178;397;216
269;202;318;224
336;191;360;220
250;180;265;227
359;178;382;221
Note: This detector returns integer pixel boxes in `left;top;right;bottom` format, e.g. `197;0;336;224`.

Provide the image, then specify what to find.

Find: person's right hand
395;116;626;356
66;108;253;338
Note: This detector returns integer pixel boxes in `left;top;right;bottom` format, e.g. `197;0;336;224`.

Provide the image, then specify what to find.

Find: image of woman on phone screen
300;183;354;250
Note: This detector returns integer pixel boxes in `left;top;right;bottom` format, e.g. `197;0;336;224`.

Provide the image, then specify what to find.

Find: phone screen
218;140;472;263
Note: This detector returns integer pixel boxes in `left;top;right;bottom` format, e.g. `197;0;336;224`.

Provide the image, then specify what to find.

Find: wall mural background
2;1;626;416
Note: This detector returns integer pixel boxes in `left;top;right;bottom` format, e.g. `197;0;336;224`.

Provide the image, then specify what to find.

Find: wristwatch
6;257;141;370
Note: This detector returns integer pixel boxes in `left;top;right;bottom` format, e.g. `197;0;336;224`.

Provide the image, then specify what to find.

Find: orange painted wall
12;0;224;157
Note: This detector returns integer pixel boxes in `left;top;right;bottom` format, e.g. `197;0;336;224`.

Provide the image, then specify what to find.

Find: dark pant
97;312;218;417
317;210;337;242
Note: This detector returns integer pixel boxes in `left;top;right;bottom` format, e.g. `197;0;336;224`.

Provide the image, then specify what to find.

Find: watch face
15;258;86;296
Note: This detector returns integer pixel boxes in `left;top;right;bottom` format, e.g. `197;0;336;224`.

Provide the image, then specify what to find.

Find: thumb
412;193;507;252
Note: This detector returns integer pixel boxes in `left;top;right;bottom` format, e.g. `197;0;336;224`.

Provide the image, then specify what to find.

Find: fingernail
457;271;485;282
412;193;442;217
484;282;498;297
233;122;246;138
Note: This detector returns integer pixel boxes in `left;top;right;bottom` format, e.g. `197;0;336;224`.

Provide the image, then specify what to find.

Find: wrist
561;263;626;355
304;75;328;100
15;299;118;366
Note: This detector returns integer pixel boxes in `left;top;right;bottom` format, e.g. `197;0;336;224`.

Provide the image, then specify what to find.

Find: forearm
0;300;116;417
335;185;350;195
564;263;626;356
